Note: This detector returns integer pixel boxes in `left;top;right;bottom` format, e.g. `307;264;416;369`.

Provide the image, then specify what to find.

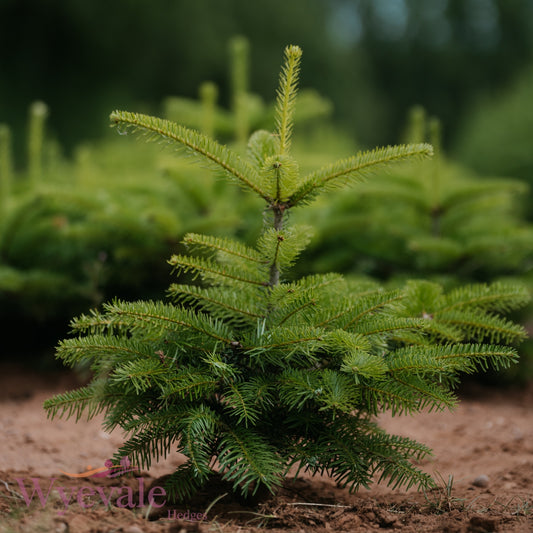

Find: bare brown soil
0;365;532;532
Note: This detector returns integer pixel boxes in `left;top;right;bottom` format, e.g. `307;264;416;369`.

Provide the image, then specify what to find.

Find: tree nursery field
2;29;533;533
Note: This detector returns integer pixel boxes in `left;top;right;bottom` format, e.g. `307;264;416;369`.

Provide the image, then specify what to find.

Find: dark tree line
1;0;533;159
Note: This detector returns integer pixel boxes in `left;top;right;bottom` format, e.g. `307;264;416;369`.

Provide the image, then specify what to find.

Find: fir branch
160;369;220;400
362;380;434;416
352;317;427;337
179;405;219;478
268;273;345;310
202;350;240;382
289;144;433;206
366;433;435;491
323;329;373;355
340;350;388;381
316;425;373;490
169;284;264;323
278;368;322;411
261;154;301;201
244;326;325;367
110;110;271;200
277;298;317;326
115;426;178;471
248;130;280;167
120;404;191;436
223;382;262;427
169;254;268;287
316;370;362;413
274;45;302;155
101;393;160;433
439;281;531;314
387;345;471;376
69;309;119;334
315;288;404;329
238;377;276;410
217;426;282;496
56;335;155;367
103;300;235;346
434;310;527;344
43;383;119;422
163;463;210;501
332;430;434;492
182;233;264;264
342;290;405;329
433;343;519;371
257;226;314;274
111;358;168;393
389;375;457;412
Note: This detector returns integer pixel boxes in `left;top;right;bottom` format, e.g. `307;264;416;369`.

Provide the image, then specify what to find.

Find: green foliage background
454;64;533;214
1;2;533;383
2;0;533;156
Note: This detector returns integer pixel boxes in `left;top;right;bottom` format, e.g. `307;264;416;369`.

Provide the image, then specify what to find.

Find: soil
0;365;532;532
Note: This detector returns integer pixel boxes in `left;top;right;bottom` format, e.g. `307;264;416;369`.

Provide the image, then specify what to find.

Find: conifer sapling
44;45;529;500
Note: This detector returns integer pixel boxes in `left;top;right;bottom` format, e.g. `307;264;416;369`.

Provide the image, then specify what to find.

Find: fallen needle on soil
286;502;351;508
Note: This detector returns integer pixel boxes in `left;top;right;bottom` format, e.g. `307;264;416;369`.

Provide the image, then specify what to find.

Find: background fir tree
296;106;533;284
45;46;529;501
164;36;333;147
0;101;248;356
453;64;533;212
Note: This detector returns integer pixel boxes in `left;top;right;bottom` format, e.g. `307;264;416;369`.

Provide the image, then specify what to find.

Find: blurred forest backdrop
2;0;533;380
2;0;533;155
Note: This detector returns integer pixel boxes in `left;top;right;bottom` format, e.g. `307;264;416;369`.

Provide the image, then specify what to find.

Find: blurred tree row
2;0;533;161
335;0;533;145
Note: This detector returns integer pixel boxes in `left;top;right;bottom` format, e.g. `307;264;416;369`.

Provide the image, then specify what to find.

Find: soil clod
472;475;490;488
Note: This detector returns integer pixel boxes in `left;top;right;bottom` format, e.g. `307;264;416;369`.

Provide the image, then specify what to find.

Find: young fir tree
45;46;529;500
